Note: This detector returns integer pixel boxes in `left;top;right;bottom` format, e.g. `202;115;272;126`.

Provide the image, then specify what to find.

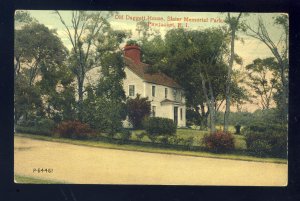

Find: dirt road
14;136;287;185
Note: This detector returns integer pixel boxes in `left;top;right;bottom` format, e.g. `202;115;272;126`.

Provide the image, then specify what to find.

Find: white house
123;44;186;127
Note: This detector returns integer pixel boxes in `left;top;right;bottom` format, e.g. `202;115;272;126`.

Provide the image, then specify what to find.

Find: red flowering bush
202;131;235;153
56;120;93;139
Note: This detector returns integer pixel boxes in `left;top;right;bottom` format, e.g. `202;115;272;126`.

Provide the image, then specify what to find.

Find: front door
174;106;178;126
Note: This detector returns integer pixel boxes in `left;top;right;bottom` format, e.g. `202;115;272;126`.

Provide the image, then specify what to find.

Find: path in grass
15;136;287;185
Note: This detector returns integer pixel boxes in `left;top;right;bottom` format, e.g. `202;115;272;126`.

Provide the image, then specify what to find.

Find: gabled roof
124;56;182;89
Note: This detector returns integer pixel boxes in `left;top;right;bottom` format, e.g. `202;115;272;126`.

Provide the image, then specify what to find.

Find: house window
165;88;168;99
129;85;135;96
152;86;156;97
152;106;156;117
173;89;177;100
180;108;183;120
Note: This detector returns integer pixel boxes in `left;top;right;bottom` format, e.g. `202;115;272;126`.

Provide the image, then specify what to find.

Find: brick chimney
124;44;141;63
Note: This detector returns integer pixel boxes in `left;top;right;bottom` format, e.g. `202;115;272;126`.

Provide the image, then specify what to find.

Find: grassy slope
14;175;65;184
15;133;287;164
132;128;247;150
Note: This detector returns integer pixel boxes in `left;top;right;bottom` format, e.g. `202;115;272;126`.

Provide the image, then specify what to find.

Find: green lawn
15;133;287;164
132;128;247;150
14;175;65;184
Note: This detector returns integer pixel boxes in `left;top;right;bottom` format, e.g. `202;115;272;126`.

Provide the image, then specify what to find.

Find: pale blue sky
25;10;285;66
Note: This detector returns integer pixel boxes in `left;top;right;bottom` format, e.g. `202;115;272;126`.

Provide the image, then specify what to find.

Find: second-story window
152;85;156;97
129;85;135;96
165;88;168;99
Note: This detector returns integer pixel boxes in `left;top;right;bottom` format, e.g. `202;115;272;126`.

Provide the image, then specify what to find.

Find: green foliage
126;39;139;46
96;52;126;102
139;28;247;130
82;96;126;134
243;122;287;158
139;35;166;66
35;118;56;132
135;132;147;141
245;14;288;123
202;131;235;153
168;136;185;145
119;129;132;143
15;118;56;136
15;23;67;70
56;121;93;139
126;94;151;129
14;78;44;123
186;107;208;129
245;57;279;109
181;137;194;149
215;109;283;127
14;22;69;124
143;117;176;136
80;50;127;134
15;10;37;24
155;136;169;145
248;140;272;157
56;11;127;121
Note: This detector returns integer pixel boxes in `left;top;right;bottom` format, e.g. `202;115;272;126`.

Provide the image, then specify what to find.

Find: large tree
14;22;68;123
245;14;288;122
137;23;247;131
141;28;231;132
14;23;67;85
81;28;128;132
55;11;115;120
223;12;243;132
245;57;279;110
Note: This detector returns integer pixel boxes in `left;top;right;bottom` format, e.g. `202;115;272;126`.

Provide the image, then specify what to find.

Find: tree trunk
277;57;288;122
224;13;242;132
224;28;236;132
208;79;216;133
200;73;216;133
77;77;84;121
200;104;209;130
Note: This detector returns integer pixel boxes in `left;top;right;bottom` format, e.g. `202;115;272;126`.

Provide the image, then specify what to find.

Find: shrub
126;39;139;46
143;117;176;137
155;136;169;145
119;129;132;143
126;94;151;129
35;118;56;132
249;140;272;157
147;133;157;143
15;118;56;136
135;132;146;142
243;123;287;158
202;131;235;153
168;136;184;145
182;137;194;149
82;97;126;134
56;120;92;139
15;125;51;136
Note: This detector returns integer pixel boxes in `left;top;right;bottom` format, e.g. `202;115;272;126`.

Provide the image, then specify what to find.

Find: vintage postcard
14;10;288;185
